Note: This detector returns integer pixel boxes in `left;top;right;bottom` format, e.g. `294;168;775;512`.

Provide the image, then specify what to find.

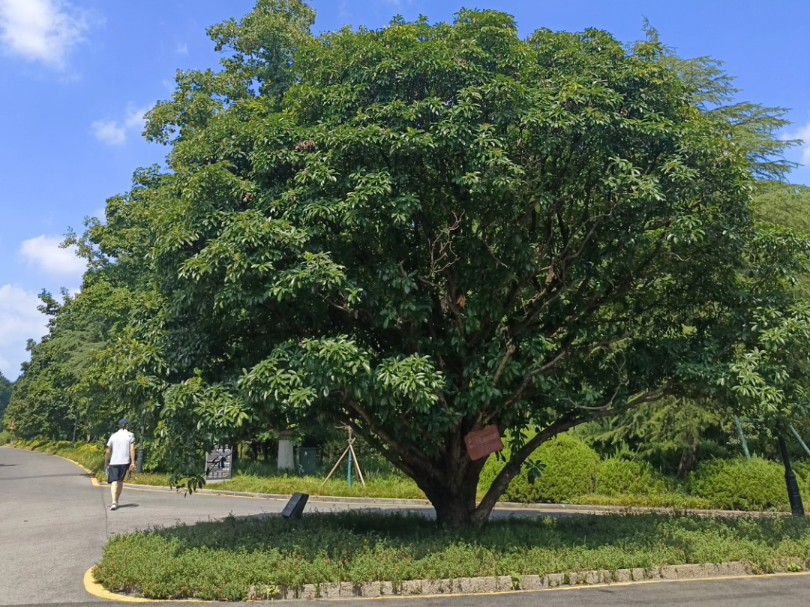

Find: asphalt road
2;445;810;606
0;446;296;604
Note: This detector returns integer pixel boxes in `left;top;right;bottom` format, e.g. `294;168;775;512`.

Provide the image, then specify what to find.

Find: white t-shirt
107;429;135;465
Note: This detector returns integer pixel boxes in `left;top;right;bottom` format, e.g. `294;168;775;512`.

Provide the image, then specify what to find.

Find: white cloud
0;0;89;69
19;235;86;278
175;42;188;55
788;121;810;166
92;105;149;146
91;119;126;145
0;285;48;379
124;106;147;131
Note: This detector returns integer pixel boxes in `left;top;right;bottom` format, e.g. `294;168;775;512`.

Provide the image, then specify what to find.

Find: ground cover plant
94;511;810;601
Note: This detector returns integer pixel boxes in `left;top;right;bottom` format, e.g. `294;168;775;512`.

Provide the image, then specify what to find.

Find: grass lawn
211;472;426;499
94;511;810;601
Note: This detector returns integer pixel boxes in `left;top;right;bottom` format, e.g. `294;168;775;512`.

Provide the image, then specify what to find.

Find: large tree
76;1;809;527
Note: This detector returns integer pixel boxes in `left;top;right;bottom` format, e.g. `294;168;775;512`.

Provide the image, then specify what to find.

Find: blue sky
1;0;809;380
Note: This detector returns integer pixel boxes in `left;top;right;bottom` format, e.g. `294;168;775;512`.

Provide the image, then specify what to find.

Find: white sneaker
110;504;118;511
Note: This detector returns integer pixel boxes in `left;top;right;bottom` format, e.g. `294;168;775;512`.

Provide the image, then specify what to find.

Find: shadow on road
0;472;92;481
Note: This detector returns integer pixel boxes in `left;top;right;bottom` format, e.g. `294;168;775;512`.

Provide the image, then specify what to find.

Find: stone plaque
205;445;233;481
464;425;504;461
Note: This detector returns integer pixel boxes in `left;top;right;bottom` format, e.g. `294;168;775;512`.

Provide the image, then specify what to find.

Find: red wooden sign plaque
464;425;504;461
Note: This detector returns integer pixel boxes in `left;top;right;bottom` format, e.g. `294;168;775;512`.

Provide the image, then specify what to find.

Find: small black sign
282;493;309;519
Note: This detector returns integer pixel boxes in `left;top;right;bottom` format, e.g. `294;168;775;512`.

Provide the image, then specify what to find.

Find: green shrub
480;434;600;503
596;458;667;496
689;457;788;511
0;431;10;445
63;443;106;473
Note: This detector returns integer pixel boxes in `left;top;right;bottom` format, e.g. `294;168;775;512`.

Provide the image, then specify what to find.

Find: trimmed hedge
688;457;788;511
596;458;668;496
481;440;806;511
480;434;600;503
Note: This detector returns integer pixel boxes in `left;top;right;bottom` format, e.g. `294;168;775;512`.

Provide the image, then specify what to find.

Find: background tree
3;279;136;441
578;183;810;473
5;291;82;440
576;397;732;478
0;372;12;421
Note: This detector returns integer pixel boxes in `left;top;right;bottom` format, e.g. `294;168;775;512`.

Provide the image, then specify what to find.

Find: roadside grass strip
94;512;810;601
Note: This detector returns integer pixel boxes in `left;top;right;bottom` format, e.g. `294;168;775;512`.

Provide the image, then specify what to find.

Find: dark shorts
107;464;130;483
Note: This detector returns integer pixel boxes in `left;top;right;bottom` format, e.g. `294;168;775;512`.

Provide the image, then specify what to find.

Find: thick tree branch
492;342;516;386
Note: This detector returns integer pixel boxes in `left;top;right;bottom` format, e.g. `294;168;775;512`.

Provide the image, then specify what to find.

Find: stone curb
84;562;801;602
247;562;805;601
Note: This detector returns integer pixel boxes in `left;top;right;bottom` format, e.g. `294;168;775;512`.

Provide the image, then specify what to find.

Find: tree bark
677;443;699;478
421;458;484;528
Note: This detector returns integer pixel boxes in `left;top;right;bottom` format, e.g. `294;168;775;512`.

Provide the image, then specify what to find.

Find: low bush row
479;434;809;512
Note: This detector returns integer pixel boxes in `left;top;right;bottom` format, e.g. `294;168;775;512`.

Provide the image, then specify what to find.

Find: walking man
105;418;135;511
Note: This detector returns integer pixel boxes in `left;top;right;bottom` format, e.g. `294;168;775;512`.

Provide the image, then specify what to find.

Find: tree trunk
431;493;476;528
231;443;239;474
677;442;699;479
419;450;488;528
